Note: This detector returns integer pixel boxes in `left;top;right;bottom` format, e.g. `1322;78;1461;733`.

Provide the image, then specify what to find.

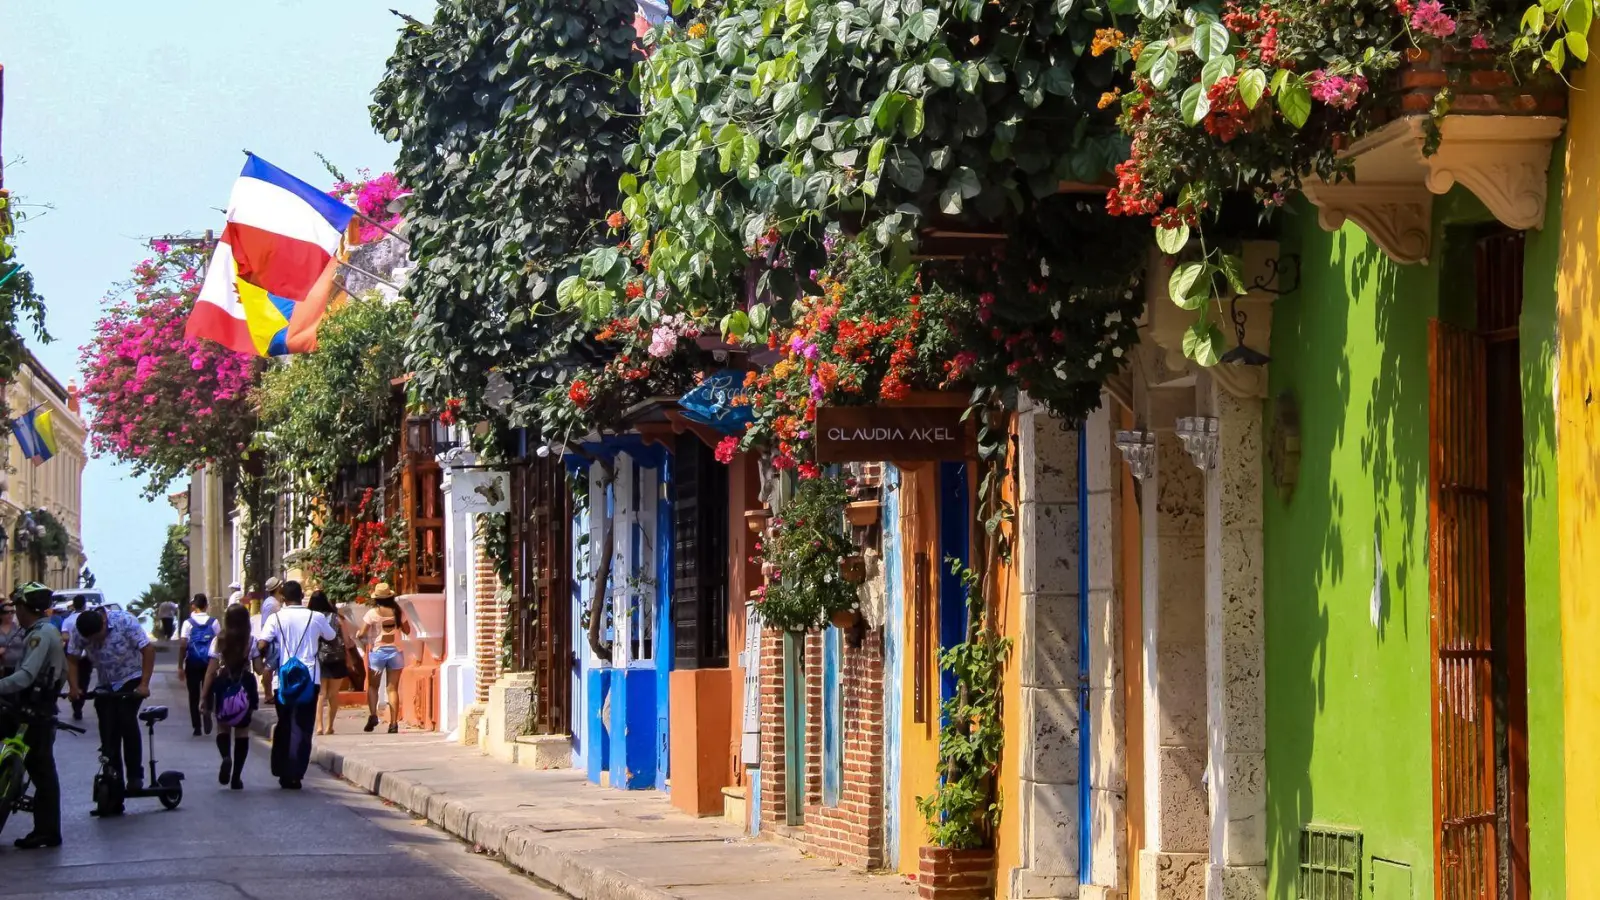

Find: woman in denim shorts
358;584;411;734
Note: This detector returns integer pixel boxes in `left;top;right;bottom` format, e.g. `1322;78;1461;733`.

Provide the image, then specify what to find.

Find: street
0;663;556;900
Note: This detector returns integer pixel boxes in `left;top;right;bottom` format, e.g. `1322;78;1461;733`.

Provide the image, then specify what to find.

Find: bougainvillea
79;242;264;497
328;170;407;244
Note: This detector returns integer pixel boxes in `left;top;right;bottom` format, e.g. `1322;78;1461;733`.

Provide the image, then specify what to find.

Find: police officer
0;583;66;849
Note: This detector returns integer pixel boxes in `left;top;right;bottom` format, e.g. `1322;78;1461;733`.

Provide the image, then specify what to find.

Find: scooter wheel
158;786;182;810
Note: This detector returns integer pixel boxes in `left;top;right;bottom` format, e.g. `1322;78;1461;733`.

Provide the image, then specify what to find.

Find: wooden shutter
672;435;731;670
1429;319;1496;900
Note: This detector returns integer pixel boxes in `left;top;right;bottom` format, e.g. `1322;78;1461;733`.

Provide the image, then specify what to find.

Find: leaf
1042;66;1075;96
907;8;939;41
867;137;888;175
1183;321;1224;367
1270;68;1291;95
749;302;771;333
1565;0;1593;36
1570;30;1590;61
1193;21;1230;61
619;172;638;196
873;91;908;131
1150;46;1179;90
556;275;583;309
950;166;982;198
1155;224;1190;254
1180;82;1211;126
1219;254;1247;295
1522;5;1545;33
901;98;926;138
1168;261;1211;310
676;150;698;185
1202;54;1236;89
926;57;956;88
939;185;964;215
1238;68;1267;109
719;130;743;173
722;310;750;339
785;0;809;21
1276;74;1311;128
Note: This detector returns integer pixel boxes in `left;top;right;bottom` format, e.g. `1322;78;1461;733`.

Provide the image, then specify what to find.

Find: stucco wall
1264;208;1440;899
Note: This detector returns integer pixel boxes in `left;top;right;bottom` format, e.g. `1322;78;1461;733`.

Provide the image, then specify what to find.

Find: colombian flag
186;154;357;356
13;405;57;466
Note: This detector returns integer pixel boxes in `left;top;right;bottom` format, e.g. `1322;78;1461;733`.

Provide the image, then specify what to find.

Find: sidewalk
251;703;915;900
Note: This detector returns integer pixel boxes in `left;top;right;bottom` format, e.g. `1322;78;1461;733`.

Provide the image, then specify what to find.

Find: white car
52;589;108;610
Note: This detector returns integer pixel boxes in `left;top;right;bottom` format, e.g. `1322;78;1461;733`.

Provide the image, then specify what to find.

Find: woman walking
308;591;357;735
0;598;24;677
198;605;259;789
358;584;410;734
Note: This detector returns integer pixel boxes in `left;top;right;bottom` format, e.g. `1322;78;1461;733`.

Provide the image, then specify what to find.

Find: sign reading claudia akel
814;405;972;463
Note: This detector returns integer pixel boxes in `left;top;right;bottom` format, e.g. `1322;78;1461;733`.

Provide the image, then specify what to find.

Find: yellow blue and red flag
186;153;357;356
12;405;57;466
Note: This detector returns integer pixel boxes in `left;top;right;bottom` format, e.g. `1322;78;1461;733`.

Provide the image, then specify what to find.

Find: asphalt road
0;659;557;900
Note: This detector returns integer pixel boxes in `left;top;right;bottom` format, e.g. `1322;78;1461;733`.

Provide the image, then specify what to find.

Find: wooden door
510;454;573;735
1429;319;1496;900
672;434;730;670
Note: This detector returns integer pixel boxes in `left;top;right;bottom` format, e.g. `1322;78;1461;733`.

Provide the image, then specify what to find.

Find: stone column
1198;385;1267;900
1009;396;1084;900
1140;430;1209;900
439;464;477;738
1083;402;1129;900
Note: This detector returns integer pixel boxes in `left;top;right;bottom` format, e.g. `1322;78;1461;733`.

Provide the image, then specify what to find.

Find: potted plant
751;475;859;631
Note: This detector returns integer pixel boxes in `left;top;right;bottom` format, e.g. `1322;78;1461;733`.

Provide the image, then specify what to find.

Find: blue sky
0;0;434;601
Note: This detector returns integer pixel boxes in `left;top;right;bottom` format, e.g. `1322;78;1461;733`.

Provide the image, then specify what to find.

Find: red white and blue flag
186;154;357;356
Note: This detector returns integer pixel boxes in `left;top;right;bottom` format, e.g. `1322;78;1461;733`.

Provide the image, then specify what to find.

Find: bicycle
81;688;184;817
0;696;86;841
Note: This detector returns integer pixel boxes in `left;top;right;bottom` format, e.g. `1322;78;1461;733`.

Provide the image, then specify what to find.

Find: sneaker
193;728;202;737
387;724;399;734
364;715;379;733
219;759;232;785
230;777;244;791
14;833;62;850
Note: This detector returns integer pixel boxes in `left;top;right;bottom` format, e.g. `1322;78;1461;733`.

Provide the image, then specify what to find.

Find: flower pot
840;554;867;584
844;500;880;527
745;509;772;535
916;846;995;900
830;608;860;629
1396;47;1565;119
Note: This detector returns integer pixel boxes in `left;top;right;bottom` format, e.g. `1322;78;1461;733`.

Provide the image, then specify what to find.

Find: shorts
367;645;405;672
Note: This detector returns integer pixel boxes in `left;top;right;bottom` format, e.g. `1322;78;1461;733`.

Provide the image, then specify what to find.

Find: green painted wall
1265;172;1567;899
1521;140;1566;900
1265;205;1440;899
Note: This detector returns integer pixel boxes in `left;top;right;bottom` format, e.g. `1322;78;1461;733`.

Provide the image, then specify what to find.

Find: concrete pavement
0;656;556;900
270;703;917;900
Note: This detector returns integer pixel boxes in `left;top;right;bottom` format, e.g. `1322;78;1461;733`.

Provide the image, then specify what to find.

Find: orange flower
1098;89;1122;109
606;211;625;229
687;22;708;39
1091;28;1124;57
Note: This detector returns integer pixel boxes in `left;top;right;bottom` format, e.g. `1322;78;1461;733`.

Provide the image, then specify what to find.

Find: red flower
606;211;625;229
568;379;593;409
714;435;739;464
797;461;821;480
625;281;645;300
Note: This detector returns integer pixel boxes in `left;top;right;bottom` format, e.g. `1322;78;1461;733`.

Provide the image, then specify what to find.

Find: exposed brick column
472;531;505;704
759;627;788;828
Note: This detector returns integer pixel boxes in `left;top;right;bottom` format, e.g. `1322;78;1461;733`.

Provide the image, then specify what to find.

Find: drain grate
1299;825;1361;900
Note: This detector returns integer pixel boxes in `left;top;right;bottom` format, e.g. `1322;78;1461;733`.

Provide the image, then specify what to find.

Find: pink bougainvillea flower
1410;0;1457;39
1471;32;1491;50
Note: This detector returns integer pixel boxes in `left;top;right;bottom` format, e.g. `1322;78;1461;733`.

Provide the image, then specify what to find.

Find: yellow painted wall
897;463;943;873
1557;64;1600;899
994;425;1023;897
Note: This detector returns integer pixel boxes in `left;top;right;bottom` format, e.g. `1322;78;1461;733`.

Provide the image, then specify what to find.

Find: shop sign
814;406;970;462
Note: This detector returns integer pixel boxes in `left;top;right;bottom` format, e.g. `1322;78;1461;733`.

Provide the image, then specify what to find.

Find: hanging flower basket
1396;47;1565;120
829;608;861;630
840;554;867;585
844;500;881;528
745;509;772;535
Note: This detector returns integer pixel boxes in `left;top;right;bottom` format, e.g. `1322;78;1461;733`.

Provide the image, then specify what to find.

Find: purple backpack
216;669;252;727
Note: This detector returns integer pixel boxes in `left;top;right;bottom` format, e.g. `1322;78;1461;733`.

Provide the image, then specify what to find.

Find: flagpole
337;258;404;292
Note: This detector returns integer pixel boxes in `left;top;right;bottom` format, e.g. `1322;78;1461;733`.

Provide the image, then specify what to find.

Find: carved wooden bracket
1304;115;1564;265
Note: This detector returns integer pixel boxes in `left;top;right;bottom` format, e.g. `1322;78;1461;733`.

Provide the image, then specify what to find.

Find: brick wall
758;624;887;869
472;533;505;703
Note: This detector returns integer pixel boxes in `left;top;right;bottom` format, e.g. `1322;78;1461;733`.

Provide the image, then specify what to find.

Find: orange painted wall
896;462;943;873
669;668;732;816
993;422;1023;897
726;454;762;790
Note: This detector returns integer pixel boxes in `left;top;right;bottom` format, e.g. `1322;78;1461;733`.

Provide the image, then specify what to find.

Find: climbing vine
753;474;859;630
0;196;50;412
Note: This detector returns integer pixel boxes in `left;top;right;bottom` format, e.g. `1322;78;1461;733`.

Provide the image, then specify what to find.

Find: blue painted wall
823;625;843;807
937;462;970;708
881;465;904;870
586;668;612;783
655;452;675;793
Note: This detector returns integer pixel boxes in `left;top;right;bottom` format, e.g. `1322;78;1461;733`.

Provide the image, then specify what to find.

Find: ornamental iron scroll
1113;430;1156;483
1175;417;1219;471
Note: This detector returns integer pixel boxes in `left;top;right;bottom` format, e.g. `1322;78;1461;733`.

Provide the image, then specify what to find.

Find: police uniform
0;618;66;845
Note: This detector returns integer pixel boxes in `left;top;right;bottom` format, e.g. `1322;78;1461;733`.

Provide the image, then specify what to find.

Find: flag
186;154;358;356
12;405;56;466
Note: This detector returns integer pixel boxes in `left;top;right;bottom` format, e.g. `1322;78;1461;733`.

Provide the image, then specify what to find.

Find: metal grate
1298;826;1361;900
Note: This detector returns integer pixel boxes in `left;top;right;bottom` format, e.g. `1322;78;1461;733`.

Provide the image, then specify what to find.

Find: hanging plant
754;474;860;631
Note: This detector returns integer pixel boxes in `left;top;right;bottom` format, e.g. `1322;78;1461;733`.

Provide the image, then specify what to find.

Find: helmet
12;582;53;614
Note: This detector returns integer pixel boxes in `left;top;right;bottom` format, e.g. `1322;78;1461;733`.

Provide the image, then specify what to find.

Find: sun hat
369;583;396;600
264;576;283;593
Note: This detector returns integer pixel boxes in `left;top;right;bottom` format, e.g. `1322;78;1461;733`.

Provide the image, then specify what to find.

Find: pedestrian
0;598;25;677
156;597;178;640
65;605;155;791
256;580;333;789
176;594;217;736
308;590;357;736
258;577;283;696
198;604;258;790
60;598;91;721
358;583;411;734
0;583;67;849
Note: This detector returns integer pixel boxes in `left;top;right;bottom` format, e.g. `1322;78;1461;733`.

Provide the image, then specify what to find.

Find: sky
0;0;435;602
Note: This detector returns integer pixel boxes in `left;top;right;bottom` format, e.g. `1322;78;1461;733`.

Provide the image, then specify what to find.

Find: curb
249;712;676;900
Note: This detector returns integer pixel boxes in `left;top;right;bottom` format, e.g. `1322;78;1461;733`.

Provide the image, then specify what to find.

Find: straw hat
264;576;283;593
370;583;396;600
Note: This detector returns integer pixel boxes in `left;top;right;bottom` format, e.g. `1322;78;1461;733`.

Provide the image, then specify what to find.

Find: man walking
176;594;217;736
66;606;155;792
156;598;178;641
0;583;67;849
257;580;333;790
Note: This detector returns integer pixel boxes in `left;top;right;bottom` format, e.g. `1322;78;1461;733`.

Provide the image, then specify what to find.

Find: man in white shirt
60;598;90;721
175;595;217;736
256;580;333;790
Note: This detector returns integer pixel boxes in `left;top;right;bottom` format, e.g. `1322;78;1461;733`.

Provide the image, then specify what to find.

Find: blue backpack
186;618;218;666
272;613;316;707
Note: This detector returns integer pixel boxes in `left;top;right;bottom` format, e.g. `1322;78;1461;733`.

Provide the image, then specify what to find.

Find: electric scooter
83;689;183;816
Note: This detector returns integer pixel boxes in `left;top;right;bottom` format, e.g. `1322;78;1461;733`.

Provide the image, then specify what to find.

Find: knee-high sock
232;737;250;780
216;734;231;760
